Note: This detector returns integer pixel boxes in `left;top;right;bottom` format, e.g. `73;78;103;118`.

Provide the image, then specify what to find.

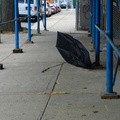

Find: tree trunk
1;0;22;33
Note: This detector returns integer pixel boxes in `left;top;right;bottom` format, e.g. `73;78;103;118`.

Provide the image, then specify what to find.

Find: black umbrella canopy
56;32;91;69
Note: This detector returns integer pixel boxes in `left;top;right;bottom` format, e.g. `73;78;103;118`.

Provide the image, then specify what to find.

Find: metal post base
44;29;49;31
101;92;120;99
88;34;92;37
25;40;34;44
91;63;105;69
0;64;3;70
13;49;23;53
90;49;95;52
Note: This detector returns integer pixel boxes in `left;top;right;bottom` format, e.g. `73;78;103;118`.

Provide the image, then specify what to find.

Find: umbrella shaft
50;62;66;69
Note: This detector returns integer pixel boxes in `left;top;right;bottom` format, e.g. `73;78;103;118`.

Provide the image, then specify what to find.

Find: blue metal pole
37;0;40;33
106;0;113;93
90;0;93;35
95;25;120;57
118;0;120;11
92;0;96;44
95;0;100;65
44;0;47;30
91;0;94;39
27;0;31;41
14;0;19;49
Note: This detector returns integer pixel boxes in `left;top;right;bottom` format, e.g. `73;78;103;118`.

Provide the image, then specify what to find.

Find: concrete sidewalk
0;9;120;120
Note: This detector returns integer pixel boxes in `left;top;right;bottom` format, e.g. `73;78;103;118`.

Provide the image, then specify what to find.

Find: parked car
53;3;59;13
42;1;52;17
18;0;43;21
56;3;61;12
50;3;56;14
60;2;71;9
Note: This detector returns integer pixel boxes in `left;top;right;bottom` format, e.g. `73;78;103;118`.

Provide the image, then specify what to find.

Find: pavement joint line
0;91;69;96
0;52;13;63
0;37;30;63
39;63;63;120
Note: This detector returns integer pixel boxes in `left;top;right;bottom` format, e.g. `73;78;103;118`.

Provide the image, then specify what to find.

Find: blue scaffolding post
118;0;120;11
26;0;33;43
13;0;23;53
37;0;40;34
95;0;100;65
89;0;93;35
101;0;120;99
43;0;47;30
92;0;96;44
106;0;113;94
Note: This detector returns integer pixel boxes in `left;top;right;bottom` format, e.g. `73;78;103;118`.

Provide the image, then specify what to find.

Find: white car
18;0;43;21
42;1;52;17
50;3;56;14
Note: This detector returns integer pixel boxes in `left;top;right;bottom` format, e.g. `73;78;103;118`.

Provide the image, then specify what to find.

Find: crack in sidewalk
38;63;63;120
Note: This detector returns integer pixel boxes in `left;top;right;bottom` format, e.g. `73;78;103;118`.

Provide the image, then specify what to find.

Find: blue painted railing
90;0;120;94
95;26;120;58
95;25;120;93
